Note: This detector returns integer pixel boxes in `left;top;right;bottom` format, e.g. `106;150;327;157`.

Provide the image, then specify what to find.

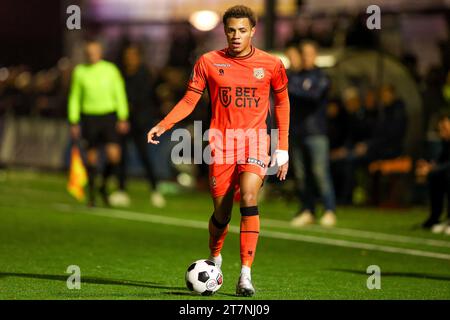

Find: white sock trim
241;265;251;278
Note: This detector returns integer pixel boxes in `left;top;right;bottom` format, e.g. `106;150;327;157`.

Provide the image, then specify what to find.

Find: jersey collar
225;46;255;60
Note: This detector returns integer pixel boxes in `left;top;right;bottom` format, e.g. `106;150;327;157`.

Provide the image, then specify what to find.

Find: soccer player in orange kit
147;5;290;296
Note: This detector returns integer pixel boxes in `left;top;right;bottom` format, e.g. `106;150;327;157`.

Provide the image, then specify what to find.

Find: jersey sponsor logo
247;157;266;168
253;67;265;80
218;86;261;108
219;87;232;107
213;63;231;68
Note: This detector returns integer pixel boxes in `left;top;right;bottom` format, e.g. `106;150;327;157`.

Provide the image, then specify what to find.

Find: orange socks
240;206;260;268
209;206;260;269
209;214;230;257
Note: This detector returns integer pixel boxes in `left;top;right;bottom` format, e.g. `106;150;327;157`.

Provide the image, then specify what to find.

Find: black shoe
422;218;439;230
99;185;110;207
87;192;96;208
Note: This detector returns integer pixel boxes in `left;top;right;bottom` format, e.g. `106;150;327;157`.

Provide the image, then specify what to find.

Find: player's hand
70;124;81;140
116;120;129;135
276;162;289;181
147;125;166;144
270;149;289;181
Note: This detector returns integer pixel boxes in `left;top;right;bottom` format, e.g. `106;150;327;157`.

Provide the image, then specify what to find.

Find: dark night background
0;0;63;71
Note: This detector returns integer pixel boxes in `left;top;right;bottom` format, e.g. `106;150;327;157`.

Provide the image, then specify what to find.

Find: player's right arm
147;56;207;144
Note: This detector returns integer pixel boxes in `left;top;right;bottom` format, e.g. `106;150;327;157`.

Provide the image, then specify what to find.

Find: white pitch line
55;204;450;261
8;187;450;248
260;219;450;248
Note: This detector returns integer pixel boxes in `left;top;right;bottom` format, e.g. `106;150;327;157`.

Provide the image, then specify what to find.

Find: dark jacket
288;67;330;138
345;108;378;148
123;65;154;127
433;139;450;172
367;99;407;160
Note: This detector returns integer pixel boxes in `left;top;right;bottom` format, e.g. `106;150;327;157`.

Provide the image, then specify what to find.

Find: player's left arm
270;59;290;181
271;89;290;180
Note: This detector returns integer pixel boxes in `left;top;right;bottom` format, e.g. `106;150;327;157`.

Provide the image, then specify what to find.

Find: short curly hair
222;5;257;27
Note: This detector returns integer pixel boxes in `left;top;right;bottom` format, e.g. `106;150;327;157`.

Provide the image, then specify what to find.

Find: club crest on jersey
253;68;265;80
219;87;232;108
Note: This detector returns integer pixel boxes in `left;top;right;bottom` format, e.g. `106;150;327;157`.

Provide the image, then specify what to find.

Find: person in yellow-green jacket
68;39;129;207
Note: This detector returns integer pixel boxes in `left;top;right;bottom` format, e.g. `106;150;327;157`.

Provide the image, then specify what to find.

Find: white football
185;259;223;295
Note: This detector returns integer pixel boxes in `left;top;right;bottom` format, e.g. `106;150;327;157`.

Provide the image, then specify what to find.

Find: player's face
438;117;450;140
301;44;316;70
85;43;103;64
380;86;395;106
224;17;255;56
123;47;141;69
285;47;302;70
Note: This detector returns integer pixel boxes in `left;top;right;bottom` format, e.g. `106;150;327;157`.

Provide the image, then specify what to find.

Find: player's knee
241;192;257;207
212;211;231;226
106;145;121;163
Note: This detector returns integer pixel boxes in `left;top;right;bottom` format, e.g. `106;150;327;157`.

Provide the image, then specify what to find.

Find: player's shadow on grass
329;268;450;281
0;272;186;290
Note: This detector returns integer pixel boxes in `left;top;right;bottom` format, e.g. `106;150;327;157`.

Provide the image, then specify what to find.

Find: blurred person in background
363;87;379;131
330;87;376;204
110;44;166;208
288;40;336;227
416;113;450;234
352;84;407;161
68;39;129;207
327;97;348;204
284;45;302;73
335;85;407;205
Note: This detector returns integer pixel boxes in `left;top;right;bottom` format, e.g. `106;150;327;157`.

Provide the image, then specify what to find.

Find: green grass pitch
0;169;449;300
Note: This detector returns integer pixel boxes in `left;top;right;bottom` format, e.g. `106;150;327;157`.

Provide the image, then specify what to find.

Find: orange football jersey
188;46;287;130
158;46;289;158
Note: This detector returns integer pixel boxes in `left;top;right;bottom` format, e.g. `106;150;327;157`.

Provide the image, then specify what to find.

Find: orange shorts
208;153;270;198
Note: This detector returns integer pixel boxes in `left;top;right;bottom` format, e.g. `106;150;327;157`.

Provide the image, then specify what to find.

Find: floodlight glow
189;10;220;31
315;55;336;68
